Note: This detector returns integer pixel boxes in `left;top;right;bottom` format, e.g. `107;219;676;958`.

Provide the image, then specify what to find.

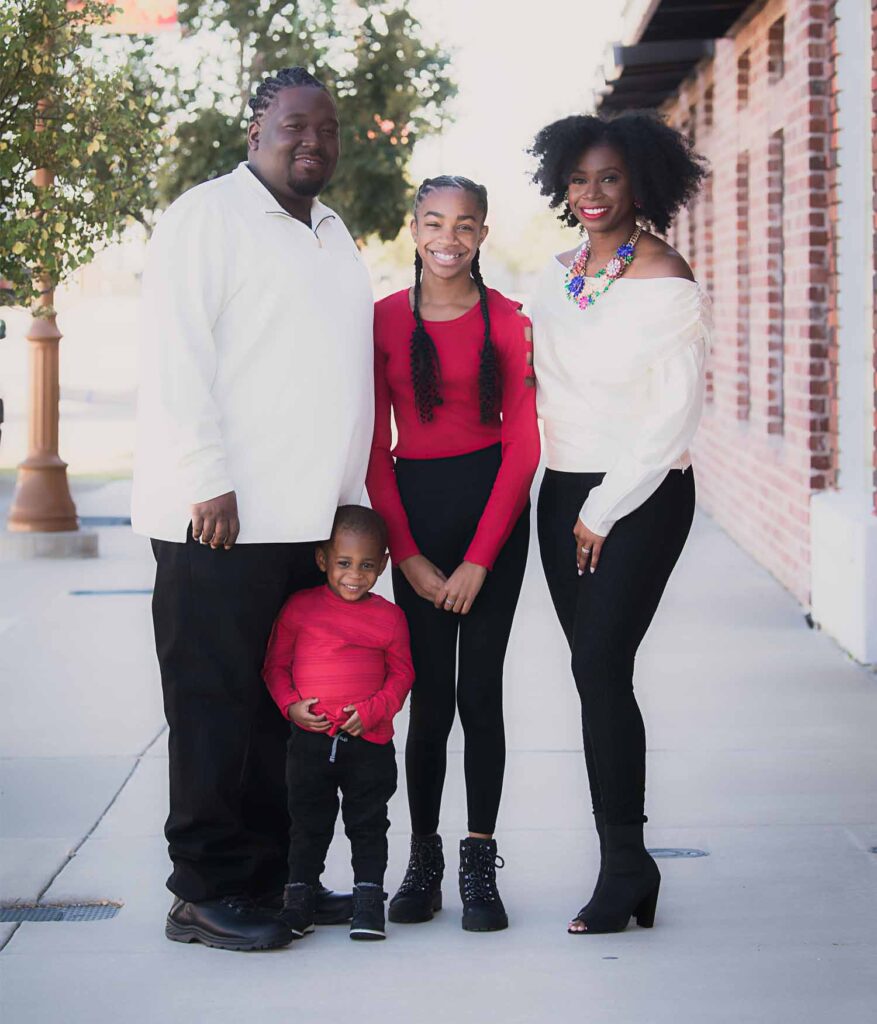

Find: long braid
409;175;494;423
410;250;443;422
470;250;500;423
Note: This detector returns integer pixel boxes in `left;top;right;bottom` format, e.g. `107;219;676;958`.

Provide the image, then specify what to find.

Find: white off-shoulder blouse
530;257;711;538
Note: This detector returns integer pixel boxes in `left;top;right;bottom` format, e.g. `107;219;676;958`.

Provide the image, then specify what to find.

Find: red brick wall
662;0;839;604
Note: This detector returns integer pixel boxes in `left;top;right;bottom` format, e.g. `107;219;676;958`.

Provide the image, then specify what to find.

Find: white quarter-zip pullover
132;162;374;543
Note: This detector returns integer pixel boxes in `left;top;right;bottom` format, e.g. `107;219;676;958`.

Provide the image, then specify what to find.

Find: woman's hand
434;561;488;615
399;554;447;603
573;518;605;574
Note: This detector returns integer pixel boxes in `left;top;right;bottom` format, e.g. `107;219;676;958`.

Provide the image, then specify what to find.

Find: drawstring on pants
329;732;349;764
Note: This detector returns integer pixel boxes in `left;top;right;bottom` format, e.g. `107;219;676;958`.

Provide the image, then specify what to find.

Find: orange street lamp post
7;102;79;535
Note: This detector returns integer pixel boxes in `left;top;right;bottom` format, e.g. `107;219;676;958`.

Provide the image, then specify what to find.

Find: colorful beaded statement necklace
564;225;642;311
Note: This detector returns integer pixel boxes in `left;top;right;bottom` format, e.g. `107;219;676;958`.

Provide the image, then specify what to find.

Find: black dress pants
151;533;323;902
392;444;530;837
537;469;695;826
286;728;398;887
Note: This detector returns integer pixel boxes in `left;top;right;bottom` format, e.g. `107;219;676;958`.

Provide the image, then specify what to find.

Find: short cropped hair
248;67;329;124
329;505;388;552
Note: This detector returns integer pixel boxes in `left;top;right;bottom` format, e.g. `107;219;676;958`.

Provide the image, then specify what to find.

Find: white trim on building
810;0;877;664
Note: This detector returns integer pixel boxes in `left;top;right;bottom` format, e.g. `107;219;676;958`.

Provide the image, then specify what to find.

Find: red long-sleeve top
262;585;414;745
365;288;540;570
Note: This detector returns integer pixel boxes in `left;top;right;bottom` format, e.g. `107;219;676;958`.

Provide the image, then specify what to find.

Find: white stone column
810;0;877;663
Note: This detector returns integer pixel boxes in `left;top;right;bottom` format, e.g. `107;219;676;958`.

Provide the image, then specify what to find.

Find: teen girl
365;176;539;932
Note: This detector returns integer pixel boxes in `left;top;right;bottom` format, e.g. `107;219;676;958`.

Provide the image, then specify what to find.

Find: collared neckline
231;162;335;233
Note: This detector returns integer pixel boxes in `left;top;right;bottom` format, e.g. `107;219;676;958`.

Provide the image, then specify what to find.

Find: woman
366;176;539;932
529;113;709;934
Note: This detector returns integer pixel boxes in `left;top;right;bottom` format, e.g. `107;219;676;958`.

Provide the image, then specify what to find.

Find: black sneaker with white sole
165;896;293;951
256;882;353;925
281;883;316;938
349;883;387;941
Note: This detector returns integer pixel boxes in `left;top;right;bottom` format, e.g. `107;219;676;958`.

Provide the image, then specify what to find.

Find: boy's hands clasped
287;699;364;737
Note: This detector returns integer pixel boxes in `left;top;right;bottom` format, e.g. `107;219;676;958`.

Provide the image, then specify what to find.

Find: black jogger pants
286;727;398;887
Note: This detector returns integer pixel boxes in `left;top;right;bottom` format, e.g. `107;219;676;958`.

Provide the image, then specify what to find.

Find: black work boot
568;819;660;934
165;896;293;951
459;837;508;932
349;883;387;941
281;883;316;938
388;833;444;924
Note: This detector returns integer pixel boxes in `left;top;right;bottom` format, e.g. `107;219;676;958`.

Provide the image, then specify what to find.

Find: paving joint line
0;723;168;954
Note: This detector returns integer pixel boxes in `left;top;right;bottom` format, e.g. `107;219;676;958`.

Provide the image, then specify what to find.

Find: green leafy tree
0;0;163;309
158;1;455;242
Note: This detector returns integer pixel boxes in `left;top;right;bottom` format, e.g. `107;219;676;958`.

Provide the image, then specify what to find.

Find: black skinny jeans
537;468;695;826
392;444;530;837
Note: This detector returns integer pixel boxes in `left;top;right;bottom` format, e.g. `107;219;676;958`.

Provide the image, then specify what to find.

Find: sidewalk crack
0;724;167;953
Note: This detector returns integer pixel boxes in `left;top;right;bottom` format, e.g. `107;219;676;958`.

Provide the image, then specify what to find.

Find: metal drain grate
648;848;709;859
69;588;152;597
0;903;122;923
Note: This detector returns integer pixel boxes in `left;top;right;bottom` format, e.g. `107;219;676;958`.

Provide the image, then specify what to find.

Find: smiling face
316;529;388;603
566;143;636;235
247;85;340;201
410;187;489;281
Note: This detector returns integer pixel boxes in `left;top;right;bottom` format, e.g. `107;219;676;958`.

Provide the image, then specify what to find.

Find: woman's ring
582;547;591;555
445;598;454;606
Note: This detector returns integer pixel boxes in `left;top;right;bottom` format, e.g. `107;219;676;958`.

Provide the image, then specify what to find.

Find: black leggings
537;468;695;826
392;444;530;836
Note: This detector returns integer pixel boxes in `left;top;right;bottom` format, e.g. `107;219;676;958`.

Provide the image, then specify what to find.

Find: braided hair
248;67;328;124
410;176;500;424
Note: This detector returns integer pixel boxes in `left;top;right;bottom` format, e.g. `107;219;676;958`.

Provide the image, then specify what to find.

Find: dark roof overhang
598;39;714;112
597;0;752;111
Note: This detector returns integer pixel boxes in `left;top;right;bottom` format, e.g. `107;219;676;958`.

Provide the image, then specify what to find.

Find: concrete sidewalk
1;479;875;1023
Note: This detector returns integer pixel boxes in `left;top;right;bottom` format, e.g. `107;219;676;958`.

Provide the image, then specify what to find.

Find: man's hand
399;554;447;603
340;706;364;737
573;518;605;574
191;490;239;550
434;561;488;615
288;697;331;732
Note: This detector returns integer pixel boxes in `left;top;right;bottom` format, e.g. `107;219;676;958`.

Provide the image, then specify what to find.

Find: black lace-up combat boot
458;837;508;932
388;834;444;924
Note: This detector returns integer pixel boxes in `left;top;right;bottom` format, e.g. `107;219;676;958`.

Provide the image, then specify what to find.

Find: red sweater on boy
262;585;414;745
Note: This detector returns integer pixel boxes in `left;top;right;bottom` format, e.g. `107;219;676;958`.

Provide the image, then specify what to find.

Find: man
132;68;374;951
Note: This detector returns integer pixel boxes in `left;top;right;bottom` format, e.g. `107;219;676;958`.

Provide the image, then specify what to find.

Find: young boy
263;505;413;941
